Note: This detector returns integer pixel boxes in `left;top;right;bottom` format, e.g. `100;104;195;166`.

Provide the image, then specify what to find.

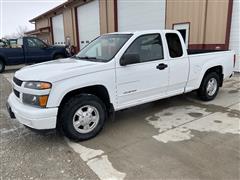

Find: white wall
117;0;166;32
229;0;240;72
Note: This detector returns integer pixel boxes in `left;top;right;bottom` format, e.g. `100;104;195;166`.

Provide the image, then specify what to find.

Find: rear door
2;38;25;65
165;32;189;95
25;37;52;63
116;33;169;109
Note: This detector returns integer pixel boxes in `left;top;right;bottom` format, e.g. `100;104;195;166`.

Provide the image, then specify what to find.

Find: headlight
23;81;51;107
24;81;51;90
22;94;49;108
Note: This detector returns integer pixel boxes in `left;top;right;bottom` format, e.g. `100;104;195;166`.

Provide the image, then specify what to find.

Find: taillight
233;54;236;68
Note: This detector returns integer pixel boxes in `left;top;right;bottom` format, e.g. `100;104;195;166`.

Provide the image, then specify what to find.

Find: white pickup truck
7;30;235;141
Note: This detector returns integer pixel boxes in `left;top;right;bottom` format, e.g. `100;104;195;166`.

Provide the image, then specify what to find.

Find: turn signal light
39;95;49;107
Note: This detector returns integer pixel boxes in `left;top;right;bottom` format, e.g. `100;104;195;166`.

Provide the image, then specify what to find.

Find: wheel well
58;85;113;115
0;56;6;64
204;66;223;87
53;53;65;59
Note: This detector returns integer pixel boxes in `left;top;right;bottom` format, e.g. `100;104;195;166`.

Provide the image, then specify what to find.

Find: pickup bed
0;37;69;73
7;30;235;141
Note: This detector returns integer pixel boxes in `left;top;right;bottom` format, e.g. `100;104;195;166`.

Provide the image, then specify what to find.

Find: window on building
124;34;164;63
173;23;190;48
166;33;183;58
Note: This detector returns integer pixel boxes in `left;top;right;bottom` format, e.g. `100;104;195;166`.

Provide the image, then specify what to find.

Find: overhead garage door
77;0;100;49
52;14;65;46
229;0;240;72
117;0;166;32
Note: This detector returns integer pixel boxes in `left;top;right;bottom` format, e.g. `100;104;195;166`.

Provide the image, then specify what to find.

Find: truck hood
15;58;110;82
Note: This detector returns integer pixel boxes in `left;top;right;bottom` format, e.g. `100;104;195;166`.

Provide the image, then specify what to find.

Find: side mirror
42;45;48;49
120;54;140;66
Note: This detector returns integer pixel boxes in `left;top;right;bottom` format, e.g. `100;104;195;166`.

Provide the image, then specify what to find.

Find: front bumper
7;93;58;130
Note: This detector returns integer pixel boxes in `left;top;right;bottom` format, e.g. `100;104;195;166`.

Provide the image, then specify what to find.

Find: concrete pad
188;75;240;107
1;71;240;179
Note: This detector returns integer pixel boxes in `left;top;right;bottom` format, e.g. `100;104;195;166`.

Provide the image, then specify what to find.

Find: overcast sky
0;0;66;38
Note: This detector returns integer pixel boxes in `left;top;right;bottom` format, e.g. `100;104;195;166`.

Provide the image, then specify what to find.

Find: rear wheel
197;72;220;101
0;60;5;73
59;94;106;141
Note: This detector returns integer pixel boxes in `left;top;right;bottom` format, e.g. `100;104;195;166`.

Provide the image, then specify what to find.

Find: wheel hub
73;105;99;134
206;78;217;96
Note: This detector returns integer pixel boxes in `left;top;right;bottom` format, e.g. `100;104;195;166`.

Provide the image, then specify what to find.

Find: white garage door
52;14;65;46
77;0;100;49
229;0;240;72
117;0;166;32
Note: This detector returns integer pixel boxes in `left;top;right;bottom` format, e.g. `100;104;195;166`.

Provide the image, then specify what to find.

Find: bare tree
16;25;29;37
2;25;29;39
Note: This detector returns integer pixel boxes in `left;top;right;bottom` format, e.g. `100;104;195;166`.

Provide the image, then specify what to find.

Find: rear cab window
165;33;183;58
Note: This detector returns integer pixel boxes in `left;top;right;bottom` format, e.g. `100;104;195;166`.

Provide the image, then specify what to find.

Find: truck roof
108;29;178;35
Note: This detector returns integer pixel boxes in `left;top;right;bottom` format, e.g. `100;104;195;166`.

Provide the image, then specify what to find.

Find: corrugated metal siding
166;0;229;46
166;0;206;45
63;8;74;45
36;18;49;29
204;0;228;44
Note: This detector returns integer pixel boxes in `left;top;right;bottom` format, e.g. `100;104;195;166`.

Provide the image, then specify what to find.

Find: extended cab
0;37;69;73
7;30;235;141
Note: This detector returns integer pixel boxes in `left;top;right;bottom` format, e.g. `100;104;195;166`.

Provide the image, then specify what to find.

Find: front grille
13;89;20;98
13;77;23;87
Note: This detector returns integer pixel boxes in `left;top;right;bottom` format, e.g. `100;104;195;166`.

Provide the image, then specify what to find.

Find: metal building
25;0;239;71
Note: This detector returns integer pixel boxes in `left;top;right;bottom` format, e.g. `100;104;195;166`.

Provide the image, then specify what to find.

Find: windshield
75;34;133;62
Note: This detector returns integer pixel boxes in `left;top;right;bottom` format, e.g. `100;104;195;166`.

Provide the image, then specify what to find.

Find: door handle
156;63;168;70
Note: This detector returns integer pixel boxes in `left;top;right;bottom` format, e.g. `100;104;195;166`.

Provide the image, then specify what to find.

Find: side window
165;33;183;58
27;38;37;48
27;38;46;48
124;34;164;63
32;38;46;48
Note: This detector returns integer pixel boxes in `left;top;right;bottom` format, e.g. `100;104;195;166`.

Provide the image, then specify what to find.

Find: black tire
0;60;5;73
59;94;106;141
197;72;220;101
54;54;65;59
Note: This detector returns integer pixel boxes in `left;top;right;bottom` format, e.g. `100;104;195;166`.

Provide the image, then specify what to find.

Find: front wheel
54;54;65;59
197;72;220;101
59;94;106;141
0;60;5;73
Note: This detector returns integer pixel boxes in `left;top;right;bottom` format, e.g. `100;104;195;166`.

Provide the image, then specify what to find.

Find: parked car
0;36;69;73
0;39;8;48
7;30;235;141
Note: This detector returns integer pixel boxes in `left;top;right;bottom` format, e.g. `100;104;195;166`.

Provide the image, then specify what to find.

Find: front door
116;33;169;109
25;37;52;63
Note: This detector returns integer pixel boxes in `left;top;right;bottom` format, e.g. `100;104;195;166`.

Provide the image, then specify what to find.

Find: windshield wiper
73;55;107;62
77;56;97;60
